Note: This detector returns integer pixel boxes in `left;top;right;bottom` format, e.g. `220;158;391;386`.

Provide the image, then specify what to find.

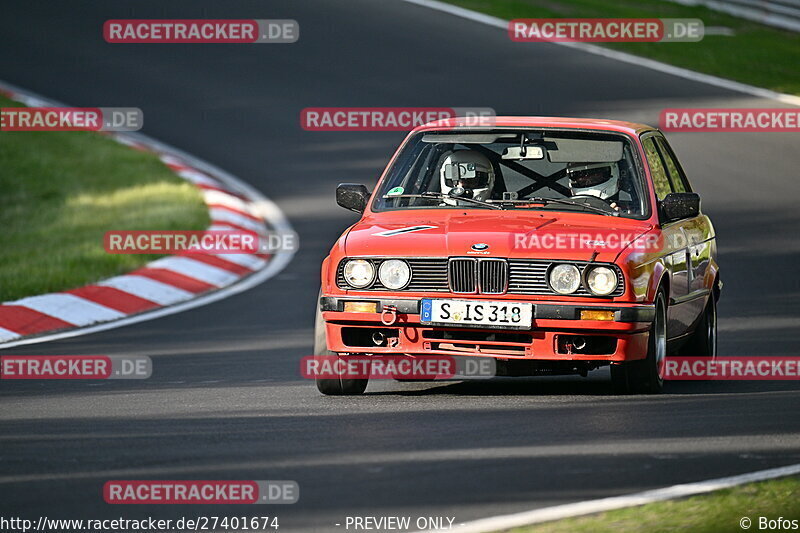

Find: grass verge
444;0;800;96
0;95;210;302
505;475;800;533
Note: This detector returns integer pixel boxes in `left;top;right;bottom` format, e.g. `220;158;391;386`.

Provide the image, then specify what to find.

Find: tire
610;361;631;394
611;289;667;394
313;298;368;396
678;294;717;359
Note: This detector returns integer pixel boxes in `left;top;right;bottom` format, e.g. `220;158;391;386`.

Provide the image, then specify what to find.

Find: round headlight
378;259;411;290
343;259;375;288
586;265;618;296
549;264;581;295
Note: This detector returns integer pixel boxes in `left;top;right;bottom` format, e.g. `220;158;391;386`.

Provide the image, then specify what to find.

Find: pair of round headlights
549;264;618;296
343;259;618;296
343;259;410;290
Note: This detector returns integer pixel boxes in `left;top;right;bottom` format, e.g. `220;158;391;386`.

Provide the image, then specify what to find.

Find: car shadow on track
369;375;800;397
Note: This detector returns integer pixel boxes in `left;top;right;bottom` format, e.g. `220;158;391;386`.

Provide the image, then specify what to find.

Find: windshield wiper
382;192;502;210
491;197;618;216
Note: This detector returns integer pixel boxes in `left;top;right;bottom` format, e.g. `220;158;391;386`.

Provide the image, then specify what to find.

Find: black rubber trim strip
320;297;654;322
535;305;654;322
320;297;420;314
670;288;711;306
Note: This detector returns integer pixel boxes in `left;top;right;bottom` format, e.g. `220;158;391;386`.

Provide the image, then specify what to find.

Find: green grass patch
0;95;210;302
445;0;800;95
505;475;800;533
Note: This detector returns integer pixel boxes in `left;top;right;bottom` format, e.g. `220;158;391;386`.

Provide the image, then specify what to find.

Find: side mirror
336;183;370;213
661;192;700;222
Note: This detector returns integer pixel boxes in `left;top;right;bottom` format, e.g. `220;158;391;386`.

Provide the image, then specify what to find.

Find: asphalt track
1;1;800;531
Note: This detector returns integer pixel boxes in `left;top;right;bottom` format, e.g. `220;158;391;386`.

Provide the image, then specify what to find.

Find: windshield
372;129;649;218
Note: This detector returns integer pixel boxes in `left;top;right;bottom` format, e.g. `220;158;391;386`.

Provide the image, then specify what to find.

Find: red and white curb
0;80;295;348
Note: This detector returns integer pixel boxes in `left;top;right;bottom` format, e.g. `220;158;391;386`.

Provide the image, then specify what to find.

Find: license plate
421;299;533;329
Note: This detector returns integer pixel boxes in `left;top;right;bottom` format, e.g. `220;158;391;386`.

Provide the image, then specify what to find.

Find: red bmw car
316;117;720;395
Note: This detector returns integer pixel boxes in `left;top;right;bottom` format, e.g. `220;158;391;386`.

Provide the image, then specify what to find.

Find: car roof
411;116;657;136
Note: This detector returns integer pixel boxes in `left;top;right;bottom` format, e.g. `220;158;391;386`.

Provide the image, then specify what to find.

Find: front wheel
611;289;667;394
313;298;368;396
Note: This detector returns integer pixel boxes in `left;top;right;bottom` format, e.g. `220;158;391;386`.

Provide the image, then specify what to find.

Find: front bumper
320;296;653;362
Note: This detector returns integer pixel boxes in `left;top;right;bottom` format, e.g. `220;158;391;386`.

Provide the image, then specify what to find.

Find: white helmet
439;150;495;205
566;162;620;200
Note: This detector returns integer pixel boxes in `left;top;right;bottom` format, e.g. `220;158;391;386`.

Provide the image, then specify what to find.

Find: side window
655;137;689;193
642;136;672;200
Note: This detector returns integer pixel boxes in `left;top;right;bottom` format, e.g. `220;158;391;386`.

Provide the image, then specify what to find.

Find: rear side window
655;137;689;193
642;136;672;200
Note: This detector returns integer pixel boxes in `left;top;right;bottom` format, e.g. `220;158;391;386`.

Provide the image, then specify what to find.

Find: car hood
343;210;654;262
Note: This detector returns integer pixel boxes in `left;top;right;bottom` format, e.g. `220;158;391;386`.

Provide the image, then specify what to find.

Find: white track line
401;0;800;107
0;80;296;349
416;463;800;533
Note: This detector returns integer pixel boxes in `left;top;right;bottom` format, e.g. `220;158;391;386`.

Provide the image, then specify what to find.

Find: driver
566;161;620;201
439;150;495;206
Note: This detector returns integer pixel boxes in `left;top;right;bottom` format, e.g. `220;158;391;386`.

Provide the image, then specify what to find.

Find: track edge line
416;463;800;533
400;0;800;107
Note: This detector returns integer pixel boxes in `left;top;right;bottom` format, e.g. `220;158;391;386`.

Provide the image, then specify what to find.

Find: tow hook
381;305;398;326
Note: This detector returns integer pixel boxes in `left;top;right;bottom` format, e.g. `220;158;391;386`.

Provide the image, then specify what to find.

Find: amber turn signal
343;301;378;313
580;309;615;321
